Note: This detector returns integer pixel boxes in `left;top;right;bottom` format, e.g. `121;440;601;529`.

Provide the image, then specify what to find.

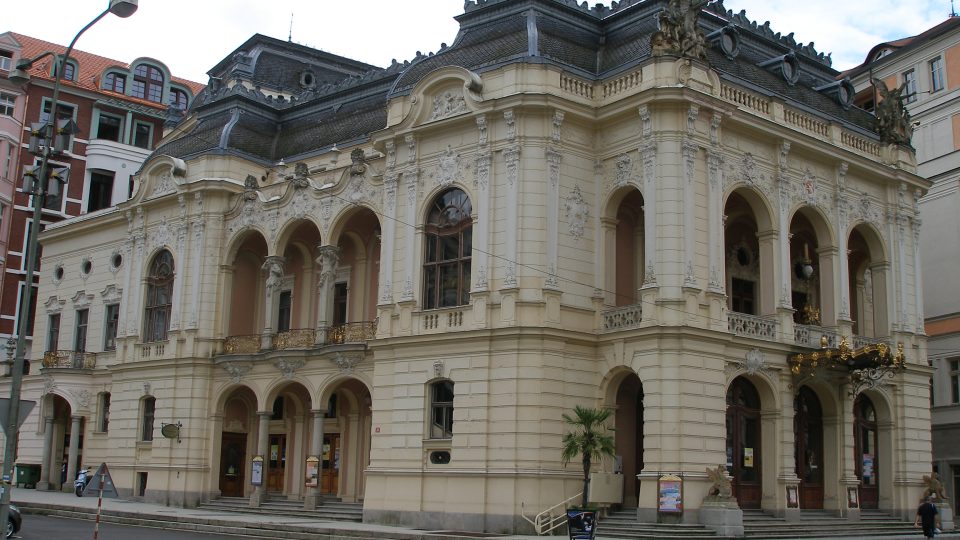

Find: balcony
601;304;643;333
42;350;96;370
727;312;779;341
219;321;378;357
794;324;839;349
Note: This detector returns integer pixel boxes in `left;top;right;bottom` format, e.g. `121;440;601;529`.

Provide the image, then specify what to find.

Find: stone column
249;411;271;507
304;409;325;509
314;246;339;345
37;415;54;491
260;256;285;349
63;416;82;493
838;385;861;521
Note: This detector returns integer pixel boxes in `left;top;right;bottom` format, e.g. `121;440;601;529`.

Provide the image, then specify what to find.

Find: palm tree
561;405;616;508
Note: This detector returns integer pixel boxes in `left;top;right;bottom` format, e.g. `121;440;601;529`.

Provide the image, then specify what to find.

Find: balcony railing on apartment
42;350;96;369
221;320;378;355
794;324;839;349
727;312;779;340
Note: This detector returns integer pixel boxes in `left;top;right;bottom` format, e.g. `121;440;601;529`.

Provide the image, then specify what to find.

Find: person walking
915;494;941;539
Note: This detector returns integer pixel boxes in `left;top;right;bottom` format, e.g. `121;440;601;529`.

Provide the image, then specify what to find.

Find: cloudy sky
3;0;953;84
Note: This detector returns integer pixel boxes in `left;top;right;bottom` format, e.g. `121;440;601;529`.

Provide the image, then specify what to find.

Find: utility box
15;464;39;488
589;472;624;504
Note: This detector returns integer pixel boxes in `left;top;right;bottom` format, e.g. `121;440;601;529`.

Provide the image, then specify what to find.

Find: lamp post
1;0;137;528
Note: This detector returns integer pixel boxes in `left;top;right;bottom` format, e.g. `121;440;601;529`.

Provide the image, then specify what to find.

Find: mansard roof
158;0;880;165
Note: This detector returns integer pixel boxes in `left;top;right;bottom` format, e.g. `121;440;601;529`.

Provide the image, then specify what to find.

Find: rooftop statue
873;78;914;147
652;0;711;60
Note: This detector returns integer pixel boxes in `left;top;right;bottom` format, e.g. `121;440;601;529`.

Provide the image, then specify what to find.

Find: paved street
16;514;273;540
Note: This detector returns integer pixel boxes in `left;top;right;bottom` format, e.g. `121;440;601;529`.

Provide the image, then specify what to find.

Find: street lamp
0;0;137;528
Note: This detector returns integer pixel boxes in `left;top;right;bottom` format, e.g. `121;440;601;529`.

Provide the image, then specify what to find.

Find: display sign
566;509;597;540
847;486;859;508
658;474;683;513
744;448;754;468
862;455;873;479
250;456;263;486
786;485;798;508
305;456;319;487
83;463;118;498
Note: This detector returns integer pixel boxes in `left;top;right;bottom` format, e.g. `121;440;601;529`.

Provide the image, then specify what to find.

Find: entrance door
219;432;246;497
726;377;762;509
794;387;824;509
321;434;340;495
267;434;286;492
614;375;644;508
854;395;878;509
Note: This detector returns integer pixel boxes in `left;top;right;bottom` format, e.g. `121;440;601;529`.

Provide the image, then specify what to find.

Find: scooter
74;468;91;497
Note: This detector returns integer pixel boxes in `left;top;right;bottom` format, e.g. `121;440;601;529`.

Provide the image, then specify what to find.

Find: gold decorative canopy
789;337;906;395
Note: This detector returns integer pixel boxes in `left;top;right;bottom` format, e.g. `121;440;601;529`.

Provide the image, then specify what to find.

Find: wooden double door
726;377;762;509
321;434;340;494
855;395;879;509
219;432;246;497
267;434;287;492
794;387;824;509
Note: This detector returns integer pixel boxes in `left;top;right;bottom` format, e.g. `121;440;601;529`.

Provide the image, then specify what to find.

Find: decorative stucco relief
429;89;467;121
564;185;589;241
432;146;462;188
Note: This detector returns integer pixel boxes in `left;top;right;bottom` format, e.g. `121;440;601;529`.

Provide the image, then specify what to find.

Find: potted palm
561;405;616;540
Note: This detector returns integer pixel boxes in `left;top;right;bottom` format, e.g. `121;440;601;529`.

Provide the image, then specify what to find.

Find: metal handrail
274;328;315;350
521;491;583;535
325;321;377;344
42;350;96;369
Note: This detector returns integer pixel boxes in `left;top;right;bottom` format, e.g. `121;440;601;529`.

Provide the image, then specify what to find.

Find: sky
2;0;954;84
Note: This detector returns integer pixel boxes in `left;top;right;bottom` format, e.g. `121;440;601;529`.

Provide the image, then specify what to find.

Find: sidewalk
10;487;545;540
10;487;960;540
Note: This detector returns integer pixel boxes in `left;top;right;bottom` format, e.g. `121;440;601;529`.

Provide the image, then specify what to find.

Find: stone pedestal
699;500;743;537
938;502;954;531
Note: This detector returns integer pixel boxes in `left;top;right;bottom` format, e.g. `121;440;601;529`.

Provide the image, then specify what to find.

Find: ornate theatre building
5;0;933;534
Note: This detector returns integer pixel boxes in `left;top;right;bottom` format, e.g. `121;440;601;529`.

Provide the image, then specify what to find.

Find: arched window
423;188;472;309
144;250;174;342
168;88;188;110
429;380;454;439
132;64;164;103
103;72;126;93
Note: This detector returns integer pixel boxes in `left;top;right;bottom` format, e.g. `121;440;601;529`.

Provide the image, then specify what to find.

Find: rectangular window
277;290;292;332
903;69;917;103
99;393;111;432
47;313;61;352
730;278;756;315
141;397;156;441
103;73;125;93
104;303;119;350
95;113;122;142
951;359;959;404
17;283;38;338
74;308;89;352
0;50;11;71
87;171;114;212
0;91;14;117
931;56;945;92
133;122;152;149
430;381;454;439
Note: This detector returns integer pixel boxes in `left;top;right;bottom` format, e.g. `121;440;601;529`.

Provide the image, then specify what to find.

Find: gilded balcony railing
223;334;261;355
326;321;377;345
42;350;96;369
274;328;316;350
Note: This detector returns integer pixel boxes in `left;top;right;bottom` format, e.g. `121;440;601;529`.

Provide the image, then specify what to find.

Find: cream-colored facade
0;1;934;535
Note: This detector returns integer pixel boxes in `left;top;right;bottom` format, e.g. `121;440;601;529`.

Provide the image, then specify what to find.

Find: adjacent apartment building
0;0;934;535
0;31;203;369
847;15;960;509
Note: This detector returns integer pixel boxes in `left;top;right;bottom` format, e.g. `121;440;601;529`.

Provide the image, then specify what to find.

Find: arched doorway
319;378;372;502
855;394;879;509
794;387;824;509
726;377;762;509
218;387;256;497
614;374;644;507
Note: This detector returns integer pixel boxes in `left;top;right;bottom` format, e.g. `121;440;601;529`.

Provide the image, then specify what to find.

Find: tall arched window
144;250;174;342
423;188;472;309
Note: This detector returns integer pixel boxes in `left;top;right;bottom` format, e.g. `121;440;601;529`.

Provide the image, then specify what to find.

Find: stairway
742;508;919;538
597;508;724;539
198;495;364;522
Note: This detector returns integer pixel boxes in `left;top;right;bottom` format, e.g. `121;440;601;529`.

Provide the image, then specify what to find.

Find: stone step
197;496;364;522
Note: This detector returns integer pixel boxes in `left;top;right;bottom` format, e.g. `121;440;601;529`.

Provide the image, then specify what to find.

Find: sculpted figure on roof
873;78;914;147
652;0;711;60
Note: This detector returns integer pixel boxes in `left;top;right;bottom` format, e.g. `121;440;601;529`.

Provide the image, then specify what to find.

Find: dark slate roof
158;0;880;165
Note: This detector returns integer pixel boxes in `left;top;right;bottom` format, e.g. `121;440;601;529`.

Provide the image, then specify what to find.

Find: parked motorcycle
74;468;90;497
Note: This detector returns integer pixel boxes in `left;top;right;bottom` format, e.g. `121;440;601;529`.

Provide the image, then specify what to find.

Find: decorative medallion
614;153;634;188
332;352;362;373
433;360;445;378
433;146;461;188
274;358;304;379
222;362;251;384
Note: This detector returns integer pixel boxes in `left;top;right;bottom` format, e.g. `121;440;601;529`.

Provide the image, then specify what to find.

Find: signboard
786;485;799;508
566;509;597;540
0;399;36;437
305;456;319;487
862;455;873;480
847;486;859;508
250;456;263;486
658;474;683;513
83;463;118;498
744;448;754;468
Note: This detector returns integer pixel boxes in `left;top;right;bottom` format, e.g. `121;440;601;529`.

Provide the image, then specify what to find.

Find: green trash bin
15;464;39;489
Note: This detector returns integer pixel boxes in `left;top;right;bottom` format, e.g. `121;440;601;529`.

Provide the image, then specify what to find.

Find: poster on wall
658;474;683;514
305;457;319;487
786;485;799;508
862;455;873;480
744;448;754;468
847;486;859;508
250;456;263;486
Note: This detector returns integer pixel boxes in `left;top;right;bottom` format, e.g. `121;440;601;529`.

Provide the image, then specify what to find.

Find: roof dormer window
132;63;164;103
